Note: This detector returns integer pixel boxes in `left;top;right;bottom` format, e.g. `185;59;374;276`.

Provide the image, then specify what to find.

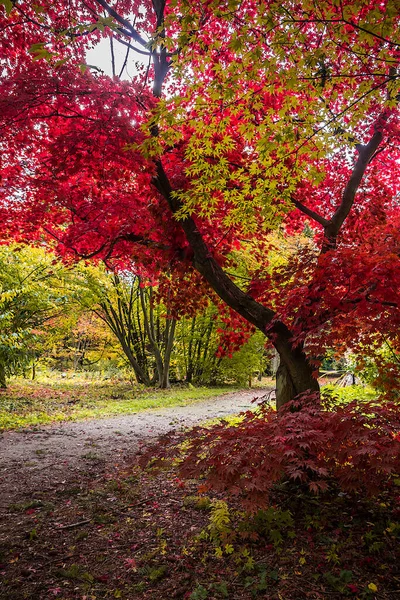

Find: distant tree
0;245;69;387
218;332;268;387
175;305;219;384
78;266;177;387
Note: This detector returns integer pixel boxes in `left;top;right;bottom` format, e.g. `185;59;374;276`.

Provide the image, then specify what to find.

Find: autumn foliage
1;2;399;396
0;2;399;407
175;394;400;510
1;0;400;497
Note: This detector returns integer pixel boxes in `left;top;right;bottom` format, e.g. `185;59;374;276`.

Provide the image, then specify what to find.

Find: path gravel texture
0;389;271;508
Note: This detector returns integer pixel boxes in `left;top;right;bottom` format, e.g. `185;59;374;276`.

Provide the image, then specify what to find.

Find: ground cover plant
0;377;238;430
0;441;399;600
171;393;400;509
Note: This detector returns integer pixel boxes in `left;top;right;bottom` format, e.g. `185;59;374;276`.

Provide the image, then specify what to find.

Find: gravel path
0;389;271;507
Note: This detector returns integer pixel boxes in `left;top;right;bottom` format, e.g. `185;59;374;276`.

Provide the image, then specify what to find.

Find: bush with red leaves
177;394;400;511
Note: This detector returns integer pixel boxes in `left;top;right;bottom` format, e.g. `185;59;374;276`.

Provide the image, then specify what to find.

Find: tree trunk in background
185;317;196;383
0;362;6;389
159;320;177;389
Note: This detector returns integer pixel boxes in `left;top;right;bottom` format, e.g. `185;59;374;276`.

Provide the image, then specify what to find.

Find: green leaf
0;0;13;16
29;42;47;53
54;58;68;69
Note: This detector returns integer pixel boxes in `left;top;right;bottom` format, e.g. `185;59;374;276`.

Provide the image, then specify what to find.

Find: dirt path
0;389;271;508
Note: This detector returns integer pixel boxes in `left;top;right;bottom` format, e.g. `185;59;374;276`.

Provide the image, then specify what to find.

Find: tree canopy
0;0;399;405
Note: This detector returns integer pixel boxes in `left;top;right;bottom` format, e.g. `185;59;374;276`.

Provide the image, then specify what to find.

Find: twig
58;519;91;530
119;496;155;511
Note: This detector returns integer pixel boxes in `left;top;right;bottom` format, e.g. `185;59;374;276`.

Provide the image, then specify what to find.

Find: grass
0;374;376;431
322;383;378;405
0;377;241;431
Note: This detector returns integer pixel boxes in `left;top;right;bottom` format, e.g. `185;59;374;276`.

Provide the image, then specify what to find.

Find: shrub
177;393;400;511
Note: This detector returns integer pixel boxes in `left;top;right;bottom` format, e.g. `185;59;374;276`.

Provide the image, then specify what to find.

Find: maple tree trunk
275;352;319;409
0;362;6;389
153;160;320;406
271;320;320;408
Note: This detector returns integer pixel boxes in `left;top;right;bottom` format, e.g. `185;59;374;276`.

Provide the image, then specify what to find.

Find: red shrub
178;394;400;511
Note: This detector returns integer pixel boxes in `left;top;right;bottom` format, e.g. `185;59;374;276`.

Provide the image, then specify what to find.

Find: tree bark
185;317;196;383
159;319;176;388
275;358;318;409
139;288;164;385
0;361;6;389
97;304;152;386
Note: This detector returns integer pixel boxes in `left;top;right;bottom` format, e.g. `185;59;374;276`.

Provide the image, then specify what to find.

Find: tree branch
152;158;318;392
115;37;152;57
323;120;387;250
93;0;148;48
281;16;400;49
43;227;171;260
118;41;131;78
152;160;276;328
292;198;329;227
109;36;116;77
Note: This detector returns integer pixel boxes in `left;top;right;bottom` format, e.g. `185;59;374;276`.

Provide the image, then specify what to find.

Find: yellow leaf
224;543;234;554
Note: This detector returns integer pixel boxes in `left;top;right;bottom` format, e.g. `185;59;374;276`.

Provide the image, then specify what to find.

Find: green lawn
0;378;240;430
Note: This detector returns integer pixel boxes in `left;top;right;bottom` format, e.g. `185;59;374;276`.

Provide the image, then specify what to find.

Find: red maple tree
0;0;399;406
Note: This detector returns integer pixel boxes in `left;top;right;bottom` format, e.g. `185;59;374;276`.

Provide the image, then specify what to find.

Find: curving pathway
0;389;271;508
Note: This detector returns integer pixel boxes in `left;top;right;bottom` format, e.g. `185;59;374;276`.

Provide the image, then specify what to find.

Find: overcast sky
86;36;148;79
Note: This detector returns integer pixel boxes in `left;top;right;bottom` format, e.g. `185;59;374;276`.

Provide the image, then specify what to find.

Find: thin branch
323;119;387;250
288;78;390;161
381;335;400;364
115;36;152;57
109;36;116;77
58;519;91;530
93;0;148;48
292;199;329;227
282;16;400;49
119;41;131;78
